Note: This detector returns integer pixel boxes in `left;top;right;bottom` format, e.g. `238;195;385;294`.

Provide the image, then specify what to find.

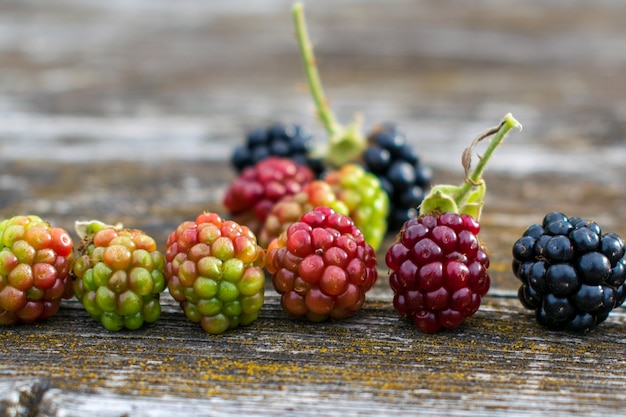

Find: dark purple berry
364;124;432;232
386;213;489;333
230;123;324;177
513;212;626;333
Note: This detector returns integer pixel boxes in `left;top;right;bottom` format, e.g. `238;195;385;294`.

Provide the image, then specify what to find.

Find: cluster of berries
0;214;267;335
2;3;624;339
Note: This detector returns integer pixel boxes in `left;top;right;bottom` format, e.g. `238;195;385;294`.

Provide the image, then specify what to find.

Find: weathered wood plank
2;292;626;417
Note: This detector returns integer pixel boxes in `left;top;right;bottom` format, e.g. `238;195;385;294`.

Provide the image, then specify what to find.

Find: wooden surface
2;1;626;416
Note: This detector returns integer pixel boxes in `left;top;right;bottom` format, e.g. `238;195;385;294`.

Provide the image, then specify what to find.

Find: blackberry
386;114;522;333
324;163;389;251
258;180;350;248
230;123;324;177
165;212;265;335
72;221;166;331
223;156;315;237
513;212;626;333
365;123;433;232
265;206;378;322
0;215;74;325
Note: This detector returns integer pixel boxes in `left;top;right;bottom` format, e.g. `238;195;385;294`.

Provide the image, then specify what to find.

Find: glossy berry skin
259;180;349;248
0;215;74;325
223;157;315;237
324;164;389;251
230;123;324;177
385;212;490;333
364;124;433;233
513;212;626;333
72;226;166;331
165;212;265;335
265;206;378;322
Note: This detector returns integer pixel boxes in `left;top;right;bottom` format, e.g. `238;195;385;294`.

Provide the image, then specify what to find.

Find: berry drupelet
165;212;265;335
230;123;324;178
265;206;378;322
386;114;522;333
72;221;166;331
513;212;626;333
0;215;74;325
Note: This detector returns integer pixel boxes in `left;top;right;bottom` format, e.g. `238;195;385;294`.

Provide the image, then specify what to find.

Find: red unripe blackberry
72;221;166;331
0;215;74;325
223;157;315;237
385;114;521;333
258;180;349;248
386;212;489;333
265;206;377;322
165;212;265;335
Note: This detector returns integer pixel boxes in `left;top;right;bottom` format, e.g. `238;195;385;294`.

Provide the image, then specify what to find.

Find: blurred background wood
1;1;626;416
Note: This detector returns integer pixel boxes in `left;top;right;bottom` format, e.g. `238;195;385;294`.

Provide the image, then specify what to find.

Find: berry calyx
266;206;377;322
385;114;521;333
0;215;74;325
165;212;265;335
72;220;166;331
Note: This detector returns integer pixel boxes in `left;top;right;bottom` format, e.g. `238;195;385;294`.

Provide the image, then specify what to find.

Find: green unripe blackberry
72;221;166;331
324;164;389;251
165;212;265;335
0;215;74;325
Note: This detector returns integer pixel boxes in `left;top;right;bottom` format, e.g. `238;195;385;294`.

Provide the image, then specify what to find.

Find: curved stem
292;2;341;137
453;113;522;204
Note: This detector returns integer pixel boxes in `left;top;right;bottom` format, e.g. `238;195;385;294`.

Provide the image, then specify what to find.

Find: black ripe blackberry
513;212;626;333
230;123;324;177
364;123;432;232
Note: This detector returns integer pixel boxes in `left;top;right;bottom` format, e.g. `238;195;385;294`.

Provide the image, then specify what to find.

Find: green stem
292;2;340;137
453;113;521;204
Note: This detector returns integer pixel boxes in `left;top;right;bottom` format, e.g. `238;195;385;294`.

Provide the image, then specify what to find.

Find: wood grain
2;290;626;417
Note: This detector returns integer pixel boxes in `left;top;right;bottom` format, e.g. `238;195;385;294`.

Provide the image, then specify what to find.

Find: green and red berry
165;212;265;335
385;114;522;333
0;215;74;325
265;206;378;322
72;221;166;331
513;212;626;333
